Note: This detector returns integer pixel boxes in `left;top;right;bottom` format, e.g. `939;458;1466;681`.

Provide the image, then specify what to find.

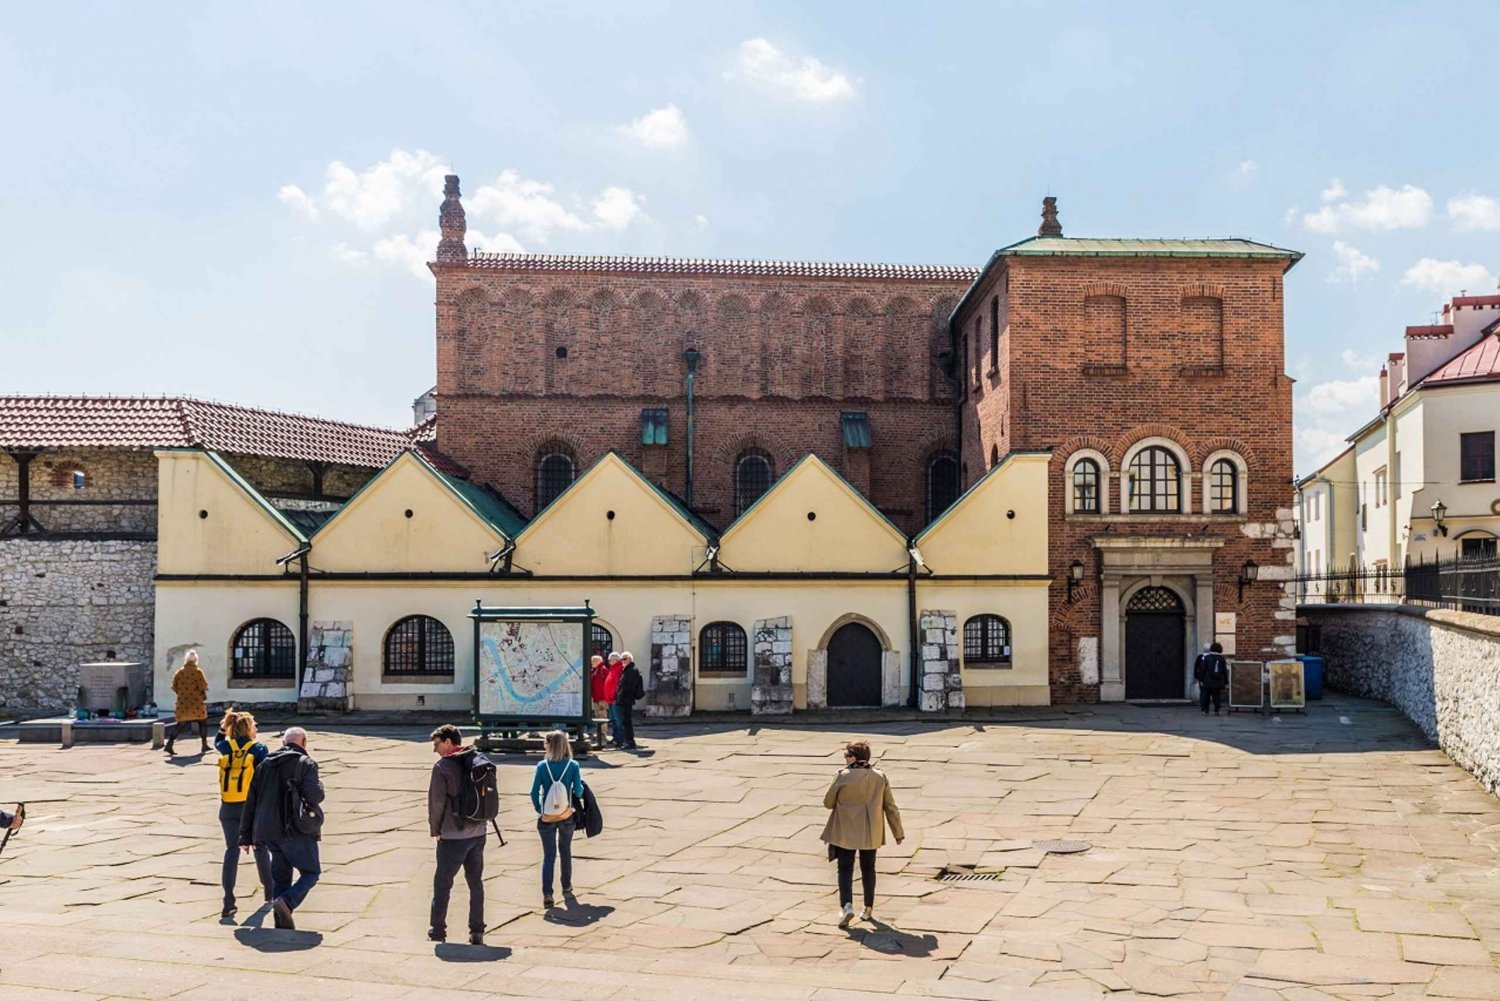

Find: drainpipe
906;538;920;709
1294;483;1306;604
298;551;310;691
683;347;700;509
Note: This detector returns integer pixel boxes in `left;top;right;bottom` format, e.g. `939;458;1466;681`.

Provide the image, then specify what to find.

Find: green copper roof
433;465;529;539
200;450;309;543
999;236;1304;259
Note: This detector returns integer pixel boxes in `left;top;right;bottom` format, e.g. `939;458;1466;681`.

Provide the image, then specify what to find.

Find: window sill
1066;513;1248;524
381;675;456;685
1459;478;1496;485
699;672;751;680
964;663;1013;670
228;677;296;689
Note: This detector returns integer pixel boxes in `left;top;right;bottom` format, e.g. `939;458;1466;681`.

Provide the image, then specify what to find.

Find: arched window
590;623;615;661
963;615;1012;668
1209;459;1238;514
1128;446;1182;513
535;448;575;510
734;450;774;516
231;618;296;680
926;453;959;524
383;615;455;677
990;445;1000;469
699;621;749;677
1072;458;1101;514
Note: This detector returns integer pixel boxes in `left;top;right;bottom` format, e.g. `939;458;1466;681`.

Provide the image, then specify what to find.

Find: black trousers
167;718;208;744
833;846;877;908
431;835;486;935
1200;682;1224;713
615;702;636;747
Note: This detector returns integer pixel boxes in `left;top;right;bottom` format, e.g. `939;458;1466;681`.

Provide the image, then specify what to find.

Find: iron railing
1296;554;1500;616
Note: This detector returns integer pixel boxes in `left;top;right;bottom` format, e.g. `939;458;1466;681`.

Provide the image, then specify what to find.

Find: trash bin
1296;654;1325;700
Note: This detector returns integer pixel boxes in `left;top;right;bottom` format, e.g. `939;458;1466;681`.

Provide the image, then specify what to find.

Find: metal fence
1296;554;1500;616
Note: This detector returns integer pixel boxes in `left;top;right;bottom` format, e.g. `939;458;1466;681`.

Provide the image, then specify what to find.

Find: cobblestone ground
2;696;1500;999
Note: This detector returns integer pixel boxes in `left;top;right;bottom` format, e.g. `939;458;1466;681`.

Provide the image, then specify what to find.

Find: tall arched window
734;450;774;516
535;448;575;510
590;623;615;661
926;453;959;524
1209;459;1239;514
1073;459;1101;514
231;618;296;680
699;621;749;677
383;615;455;678
1128;447;1182;513
963;614;1012;667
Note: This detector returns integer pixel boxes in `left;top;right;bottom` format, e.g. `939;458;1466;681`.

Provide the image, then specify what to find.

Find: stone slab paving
2;696;1499;999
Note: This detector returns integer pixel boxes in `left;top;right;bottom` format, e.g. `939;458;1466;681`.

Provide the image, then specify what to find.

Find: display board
1268;659;1306;711
471;604;594;727
1228;660;1264;711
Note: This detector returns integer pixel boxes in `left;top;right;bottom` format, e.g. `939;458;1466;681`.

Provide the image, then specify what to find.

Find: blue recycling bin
1296;655;1325;700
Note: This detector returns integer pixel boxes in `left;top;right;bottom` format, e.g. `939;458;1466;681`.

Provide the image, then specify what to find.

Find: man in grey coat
428;724;487;944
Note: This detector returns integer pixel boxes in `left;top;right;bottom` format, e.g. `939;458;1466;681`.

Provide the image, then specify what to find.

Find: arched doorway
1124;586;1185;700
827;623;882;707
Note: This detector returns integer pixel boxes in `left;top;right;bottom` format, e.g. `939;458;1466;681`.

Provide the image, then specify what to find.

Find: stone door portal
827;622;882;707
1124;587;1185;700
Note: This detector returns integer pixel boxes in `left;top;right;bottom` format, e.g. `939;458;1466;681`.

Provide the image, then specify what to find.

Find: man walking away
615;652;645;751
427;724;487;945
239;726;324;929
1194;642;1229;716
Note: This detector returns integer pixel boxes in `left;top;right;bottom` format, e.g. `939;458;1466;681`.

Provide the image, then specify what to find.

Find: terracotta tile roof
464;251;980;282
0;396;429;469
1418;334;1500;389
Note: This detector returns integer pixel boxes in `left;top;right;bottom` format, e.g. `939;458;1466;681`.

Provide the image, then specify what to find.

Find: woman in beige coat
821;740;904;928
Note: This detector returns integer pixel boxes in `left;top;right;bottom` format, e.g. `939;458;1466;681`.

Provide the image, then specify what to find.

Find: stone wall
646;614;692;717
918;609;963;712
0;539;157;710
750;616;793;715
298;620;353;712
1302;603;1500;795
0;449;158;535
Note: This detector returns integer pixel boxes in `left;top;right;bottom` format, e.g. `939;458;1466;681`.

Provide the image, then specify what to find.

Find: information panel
470;604;594;727
1228;660;1264;711
1268;659;1306;711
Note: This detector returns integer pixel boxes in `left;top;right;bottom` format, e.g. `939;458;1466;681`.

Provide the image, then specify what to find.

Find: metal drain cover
938;869;1002;883
1033;839;1092;854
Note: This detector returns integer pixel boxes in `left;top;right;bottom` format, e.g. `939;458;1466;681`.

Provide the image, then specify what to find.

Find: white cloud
467;170;589;243
1235;160;1259;178
1327;241;1380;284
277;184;319;221
1400;258;1496;295
1303;183;1432;233
1321;179;1347;202
1283;206;1300;227
464;228;524;255
619;105;690;150
332;242;367;264
694;214;709;229
1340;348;1377;372
592;187;646;231
1295;374;1381;473
320;149;450;231
1448;192;1500;232
730;38;857;103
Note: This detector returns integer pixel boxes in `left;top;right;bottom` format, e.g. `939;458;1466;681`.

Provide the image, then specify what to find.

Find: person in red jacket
588;655;610;744
602;653;624;749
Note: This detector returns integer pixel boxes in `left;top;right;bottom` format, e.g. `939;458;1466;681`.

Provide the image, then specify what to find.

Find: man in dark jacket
614;652;645;750
1193;642;1229;716
239;727;324;929
427;724;487;944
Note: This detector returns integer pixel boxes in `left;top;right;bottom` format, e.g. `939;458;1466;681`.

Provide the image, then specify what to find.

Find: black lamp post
1431;499;1448;537
1067;559;1085;602
1238;559;1259;603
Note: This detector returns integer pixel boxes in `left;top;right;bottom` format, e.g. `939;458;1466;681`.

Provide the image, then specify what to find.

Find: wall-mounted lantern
1431;499;1448;537
1238;559;1259;602
1067;559;1085;602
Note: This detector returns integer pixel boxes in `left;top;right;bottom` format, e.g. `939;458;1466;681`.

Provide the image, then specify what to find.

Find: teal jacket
530;758;584;815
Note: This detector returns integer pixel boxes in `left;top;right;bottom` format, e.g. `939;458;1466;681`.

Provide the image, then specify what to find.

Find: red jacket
590;664;608;702
603;662;624;702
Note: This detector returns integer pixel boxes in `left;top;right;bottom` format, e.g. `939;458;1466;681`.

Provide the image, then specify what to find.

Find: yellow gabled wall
719;455;908;572
916;453;1049;575
156;450;302;575
313;452;503;573
513;453;705;575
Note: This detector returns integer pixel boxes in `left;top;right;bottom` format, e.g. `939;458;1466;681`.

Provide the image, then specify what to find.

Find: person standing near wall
1194;642;1229;716
821;740;904;929
614;652;644;751
588;655;611;745
214;708;273;918
602;653;624;748
165;650;210;756
239;726;324;929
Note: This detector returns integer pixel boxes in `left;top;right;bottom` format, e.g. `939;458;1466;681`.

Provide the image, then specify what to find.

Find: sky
2;2;1497;477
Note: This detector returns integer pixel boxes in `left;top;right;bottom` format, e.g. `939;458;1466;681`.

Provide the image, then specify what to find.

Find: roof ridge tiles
463;250;980;281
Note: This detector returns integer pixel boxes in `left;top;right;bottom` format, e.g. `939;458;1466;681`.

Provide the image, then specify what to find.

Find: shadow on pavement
850;919;938;957
163;753;209;767
435;942;513;962
545;898;613;927
234;927;323;951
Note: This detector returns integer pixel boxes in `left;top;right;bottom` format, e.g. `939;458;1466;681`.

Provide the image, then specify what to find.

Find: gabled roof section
1416;331;1500;390
720;453;905;541
914;450;1051;542
312;449;525;542
198;450;308;544
521;451;712;542
1296;445;1355;488
463;251;979;283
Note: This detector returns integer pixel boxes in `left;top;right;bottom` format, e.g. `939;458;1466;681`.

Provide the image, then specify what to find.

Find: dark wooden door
827;623;882;707
1124;587;1185;700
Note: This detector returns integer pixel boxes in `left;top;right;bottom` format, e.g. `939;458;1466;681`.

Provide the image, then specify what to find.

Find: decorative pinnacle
1038;196;1063;238
436;174;467;264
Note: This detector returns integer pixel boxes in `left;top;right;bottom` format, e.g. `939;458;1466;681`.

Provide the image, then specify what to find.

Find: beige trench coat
820;765;904;851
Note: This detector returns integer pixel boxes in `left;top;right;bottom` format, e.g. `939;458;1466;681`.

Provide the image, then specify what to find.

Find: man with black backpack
1193;642;1230;716
427;724;495;944
239;726;324;930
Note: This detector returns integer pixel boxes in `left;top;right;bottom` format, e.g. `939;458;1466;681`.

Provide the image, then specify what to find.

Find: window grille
735;451;773;515
231;619;296;680
699;621;748;676
963;615;1011;667
1072;459;1101;513
590;624;614;661
1127;447;1181;513
536;451;575;510
383;616;455;677
1127;586;1183;612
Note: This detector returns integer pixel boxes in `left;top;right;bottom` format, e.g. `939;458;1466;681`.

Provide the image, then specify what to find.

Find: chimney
1387;353;1405;404
435;174;467;264
1378;366;1388;410
1038;196;1063;237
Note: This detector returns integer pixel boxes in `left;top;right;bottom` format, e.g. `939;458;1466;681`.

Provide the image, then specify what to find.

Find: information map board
471;603;594;728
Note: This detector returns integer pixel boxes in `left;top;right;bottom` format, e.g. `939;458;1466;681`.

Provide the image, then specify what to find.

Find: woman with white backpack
530;730;586;909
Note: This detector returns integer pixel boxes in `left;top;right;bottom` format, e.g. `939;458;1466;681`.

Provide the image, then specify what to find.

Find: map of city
477;620;585;719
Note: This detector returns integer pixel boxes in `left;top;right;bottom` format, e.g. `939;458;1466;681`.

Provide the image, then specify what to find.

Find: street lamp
1238;559;1259;603
1067;559;1085;602
1431;499;1448;537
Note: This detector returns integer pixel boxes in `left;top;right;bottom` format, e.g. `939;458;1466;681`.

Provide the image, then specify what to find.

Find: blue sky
3;2;1497;476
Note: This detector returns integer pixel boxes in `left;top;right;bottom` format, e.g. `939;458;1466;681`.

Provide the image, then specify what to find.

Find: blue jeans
267;837;321;911
606;704;621;744
537;817;574;896
218;802;271;908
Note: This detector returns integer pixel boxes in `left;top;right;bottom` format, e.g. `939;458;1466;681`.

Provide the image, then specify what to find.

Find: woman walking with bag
821;740;904;928
214;708;273;918
165;649;210;756
530;730;585;909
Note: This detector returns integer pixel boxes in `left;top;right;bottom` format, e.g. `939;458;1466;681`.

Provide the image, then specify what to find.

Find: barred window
1072;458;1101;513
231;619;296;680
735;450;773;516
926;453;959;524
1209;459;1238;513
383;616;454;677
536;449;575;510
699;621;748;677
1128;447;1181;513
963;615;1011;667
590;623;614;662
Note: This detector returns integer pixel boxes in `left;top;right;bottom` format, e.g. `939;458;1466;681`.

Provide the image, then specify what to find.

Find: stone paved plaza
3;698;1500;1000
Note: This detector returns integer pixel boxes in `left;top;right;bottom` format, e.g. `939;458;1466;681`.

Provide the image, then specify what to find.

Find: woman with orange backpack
215;708;273;919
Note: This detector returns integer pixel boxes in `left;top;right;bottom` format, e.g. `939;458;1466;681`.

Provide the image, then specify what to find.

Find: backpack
621;667;645;703
218;737;256;804
454;750;500;823
541;760;574;820
1204;654;1229;686
281;756;323;837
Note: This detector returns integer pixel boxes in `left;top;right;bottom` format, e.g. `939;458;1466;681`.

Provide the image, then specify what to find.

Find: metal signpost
470;601;596;754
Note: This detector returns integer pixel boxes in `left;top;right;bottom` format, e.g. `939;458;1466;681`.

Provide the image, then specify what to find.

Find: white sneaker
837;904;854;929
860;906;873;922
